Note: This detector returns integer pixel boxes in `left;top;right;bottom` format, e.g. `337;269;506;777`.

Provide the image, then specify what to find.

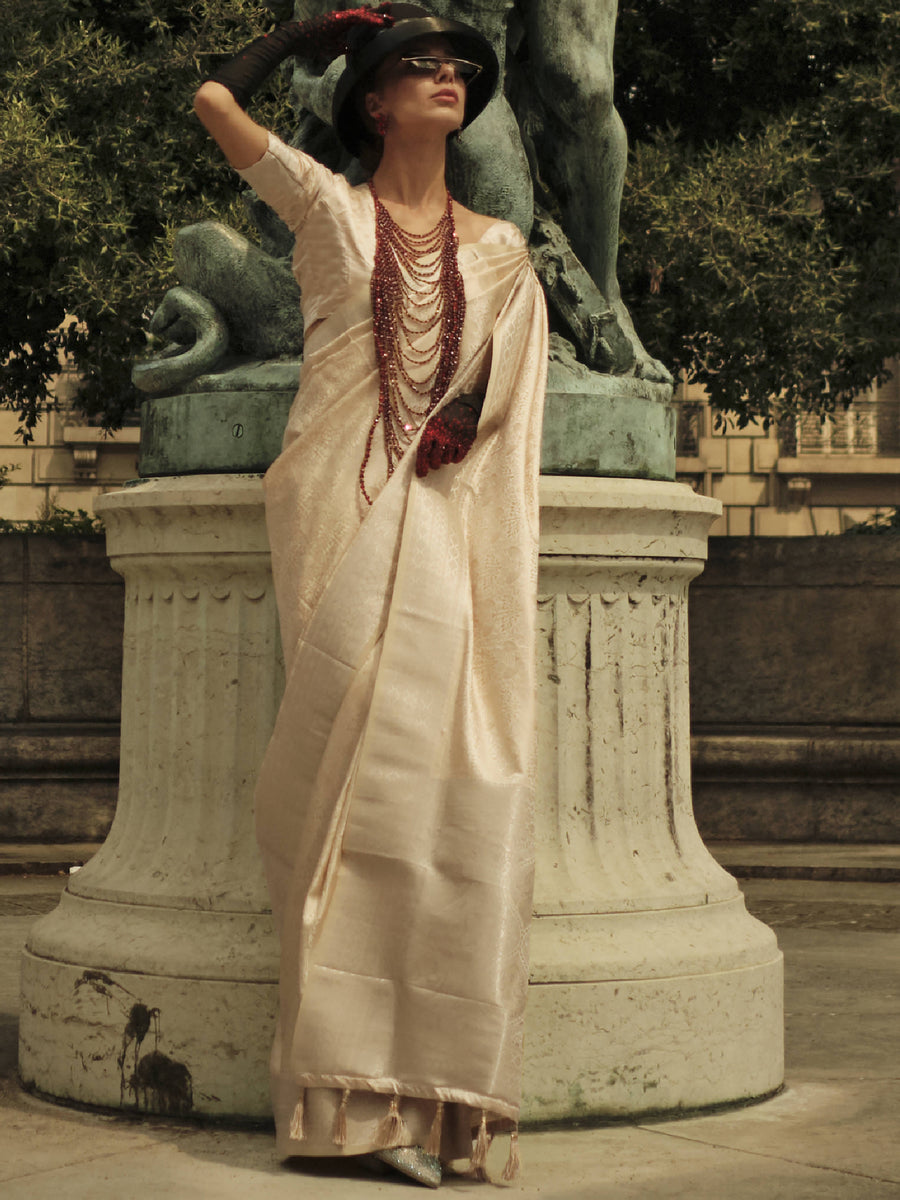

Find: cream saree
240;134;548;1166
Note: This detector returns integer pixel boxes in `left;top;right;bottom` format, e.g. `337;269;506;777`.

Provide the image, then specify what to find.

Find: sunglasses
399;55;483;82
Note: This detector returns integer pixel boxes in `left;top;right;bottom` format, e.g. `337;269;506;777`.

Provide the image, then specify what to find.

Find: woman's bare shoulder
452;202;525;247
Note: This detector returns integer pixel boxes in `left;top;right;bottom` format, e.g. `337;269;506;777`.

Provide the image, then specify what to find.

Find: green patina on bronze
541;378;675;481
140;390;295;477
140;372;674;480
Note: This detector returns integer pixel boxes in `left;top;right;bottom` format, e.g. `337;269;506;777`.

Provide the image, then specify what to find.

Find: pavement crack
3;1139;170;1184
636;1125;900;1186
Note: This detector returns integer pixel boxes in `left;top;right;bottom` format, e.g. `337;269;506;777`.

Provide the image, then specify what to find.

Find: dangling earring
375;113;388;138
452;126;463;143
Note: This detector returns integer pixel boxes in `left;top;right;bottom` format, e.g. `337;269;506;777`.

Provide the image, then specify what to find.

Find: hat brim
332;16;499;159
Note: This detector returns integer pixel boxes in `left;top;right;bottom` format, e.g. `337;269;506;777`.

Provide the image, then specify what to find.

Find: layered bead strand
360;182;466;504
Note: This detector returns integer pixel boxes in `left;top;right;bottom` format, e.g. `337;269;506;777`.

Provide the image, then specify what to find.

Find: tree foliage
616;0;900;423
0;0;287;438
2;0;899;432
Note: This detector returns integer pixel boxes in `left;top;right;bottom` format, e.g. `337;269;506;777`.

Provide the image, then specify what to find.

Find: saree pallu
255;232;548;1163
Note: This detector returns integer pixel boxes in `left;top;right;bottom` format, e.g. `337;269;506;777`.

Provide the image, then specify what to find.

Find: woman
194;4;547;1187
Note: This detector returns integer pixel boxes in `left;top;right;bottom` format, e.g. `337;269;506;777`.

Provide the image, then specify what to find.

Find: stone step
0;843;100;876
3;841;898;883
738;877;900;932
707;841;900;882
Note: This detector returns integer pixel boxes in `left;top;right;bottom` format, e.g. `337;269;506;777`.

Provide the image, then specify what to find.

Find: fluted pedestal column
521;478;783;1120
19;474;783;1121
19;476;281;1118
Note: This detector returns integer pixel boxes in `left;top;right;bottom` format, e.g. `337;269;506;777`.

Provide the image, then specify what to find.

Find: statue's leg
424;0;512;67
524;0;669;380
290;0;340;122
446;97;534;236
418;0;535;234
522;0;621;295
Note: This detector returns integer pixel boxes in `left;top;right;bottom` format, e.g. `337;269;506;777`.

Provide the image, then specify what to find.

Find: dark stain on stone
118;1002;160;1105
76;969;116;992
124;1002;156;1045
584;602;597;840
614;658;624;735
75;969;135;1014
115;1001;194;1115
74;973;193;1116
546;603;557;682
663;674;681;856
128;1049;194;1116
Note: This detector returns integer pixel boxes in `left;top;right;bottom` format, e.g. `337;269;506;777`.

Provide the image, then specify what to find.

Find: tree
0;0;289;439
615;0;900;424
3;0;899;433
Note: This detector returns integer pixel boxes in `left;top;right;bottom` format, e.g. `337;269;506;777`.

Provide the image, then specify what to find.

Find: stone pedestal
19;474;783;1121
19;476;281;1119
523;478;783;1120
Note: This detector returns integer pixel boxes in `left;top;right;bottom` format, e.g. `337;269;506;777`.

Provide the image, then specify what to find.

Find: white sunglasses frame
398;54;483;82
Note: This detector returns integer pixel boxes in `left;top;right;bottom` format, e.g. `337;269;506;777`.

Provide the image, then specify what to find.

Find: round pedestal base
522;906;784;1122
20;946;276;1119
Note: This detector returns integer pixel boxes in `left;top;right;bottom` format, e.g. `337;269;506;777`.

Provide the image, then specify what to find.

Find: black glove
415;392;485;477
208;4;393;109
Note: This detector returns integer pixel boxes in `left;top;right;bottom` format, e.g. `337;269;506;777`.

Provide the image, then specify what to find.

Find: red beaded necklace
359;180;466;505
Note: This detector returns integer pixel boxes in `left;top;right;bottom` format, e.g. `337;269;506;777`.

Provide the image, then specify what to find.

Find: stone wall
0;535;122;841
2;534;897;844
690;537;900;842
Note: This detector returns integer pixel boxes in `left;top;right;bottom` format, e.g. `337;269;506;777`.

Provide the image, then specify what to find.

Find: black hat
332;3;499;158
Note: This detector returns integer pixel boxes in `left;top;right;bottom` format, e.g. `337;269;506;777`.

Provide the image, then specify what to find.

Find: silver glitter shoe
374;1146;442;1188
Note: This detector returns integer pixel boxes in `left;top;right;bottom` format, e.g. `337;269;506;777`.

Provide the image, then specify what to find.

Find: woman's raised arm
193;9;392;170
194;81;268;170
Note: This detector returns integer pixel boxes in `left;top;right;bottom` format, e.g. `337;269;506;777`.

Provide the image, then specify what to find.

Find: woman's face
366;37;468;140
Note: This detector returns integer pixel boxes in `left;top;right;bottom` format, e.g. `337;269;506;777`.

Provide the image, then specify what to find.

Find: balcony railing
782;399;900;457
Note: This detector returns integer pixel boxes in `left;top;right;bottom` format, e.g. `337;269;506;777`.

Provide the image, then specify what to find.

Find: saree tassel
470;1109;490;1177
425;1099;444;1157
333;1087;351;1146
288;1088;305;1141
375;1093;406;1147
501;1127;521;1182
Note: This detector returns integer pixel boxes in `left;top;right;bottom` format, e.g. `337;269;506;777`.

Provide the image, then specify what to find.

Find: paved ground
1;863;898;1199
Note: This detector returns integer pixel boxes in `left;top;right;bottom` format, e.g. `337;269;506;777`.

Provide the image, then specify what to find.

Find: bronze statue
137;0;670;397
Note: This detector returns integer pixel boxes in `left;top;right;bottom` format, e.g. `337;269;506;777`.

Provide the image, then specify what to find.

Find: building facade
0;365;139;522
2;359;899;531
675;357;900;535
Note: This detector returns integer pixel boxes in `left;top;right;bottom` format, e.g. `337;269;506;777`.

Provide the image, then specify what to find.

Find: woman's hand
415;393;484;477
204;5;393;113
304;5;394;63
